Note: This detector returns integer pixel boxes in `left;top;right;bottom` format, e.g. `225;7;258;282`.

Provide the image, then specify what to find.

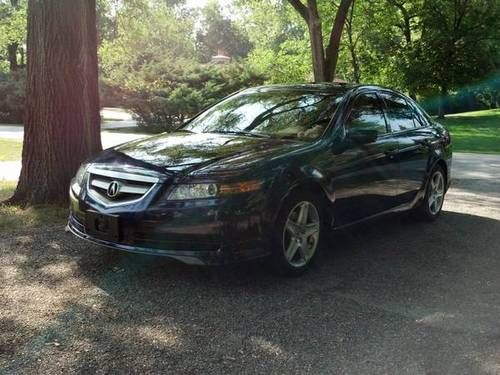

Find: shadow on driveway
2;210;500;374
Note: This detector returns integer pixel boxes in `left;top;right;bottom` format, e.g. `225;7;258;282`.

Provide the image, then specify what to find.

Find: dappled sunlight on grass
0;181;68;231
0;180;16;201
0;204;68;232
447;108;500;118
0;139;22;161
441;109;500;153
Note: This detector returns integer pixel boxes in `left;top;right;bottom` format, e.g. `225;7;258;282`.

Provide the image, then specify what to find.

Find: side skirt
331;188;427;231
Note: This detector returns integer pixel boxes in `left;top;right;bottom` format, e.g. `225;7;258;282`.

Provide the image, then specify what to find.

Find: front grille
87;167;160;206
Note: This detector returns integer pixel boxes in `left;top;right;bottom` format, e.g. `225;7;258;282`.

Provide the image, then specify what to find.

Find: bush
99;78;128;108
0;69;25;124
113;61;267;132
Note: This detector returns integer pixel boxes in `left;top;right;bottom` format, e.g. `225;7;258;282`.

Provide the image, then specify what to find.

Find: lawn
440;108;500;154
0;138;22;161
0;180;67;231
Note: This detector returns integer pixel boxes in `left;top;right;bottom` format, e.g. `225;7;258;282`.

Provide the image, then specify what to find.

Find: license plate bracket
86;211;120;242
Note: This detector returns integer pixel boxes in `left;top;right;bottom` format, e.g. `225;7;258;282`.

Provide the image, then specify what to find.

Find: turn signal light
219;180;263;195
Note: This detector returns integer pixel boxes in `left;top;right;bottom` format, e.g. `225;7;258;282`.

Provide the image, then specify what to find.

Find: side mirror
347;128;378;145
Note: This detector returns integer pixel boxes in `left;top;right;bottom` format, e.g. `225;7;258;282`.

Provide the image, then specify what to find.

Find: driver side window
347;93;388;135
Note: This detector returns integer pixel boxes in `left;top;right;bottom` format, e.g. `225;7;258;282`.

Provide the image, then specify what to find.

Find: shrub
113;61;267;132
0;69;25;124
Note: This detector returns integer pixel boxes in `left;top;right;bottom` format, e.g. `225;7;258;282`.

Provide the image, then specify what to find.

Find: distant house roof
211;47;231;64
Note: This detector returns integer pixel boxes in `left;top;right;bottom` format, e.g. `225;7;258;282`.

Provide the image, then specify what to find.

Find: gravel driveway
1;153;500;374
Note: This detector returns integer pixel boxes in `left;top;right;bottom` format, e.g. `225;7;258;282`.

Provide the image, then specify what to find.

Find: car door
328;92;401;226
379;92;431;204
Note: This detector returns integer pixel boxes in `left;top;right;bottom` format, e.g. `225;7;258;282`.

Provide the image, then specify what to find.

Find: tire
412;165;446;221
269;191;327;277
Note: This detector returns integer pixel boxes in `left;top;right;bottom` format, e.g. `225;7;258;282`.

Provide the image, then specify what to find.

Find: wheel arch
269;178;333;228
430;158;449;190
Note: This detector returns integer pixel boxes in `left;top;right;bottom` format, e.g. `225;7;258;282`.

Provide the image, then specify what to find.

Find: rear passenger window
347;93;388;135
381;93;415;132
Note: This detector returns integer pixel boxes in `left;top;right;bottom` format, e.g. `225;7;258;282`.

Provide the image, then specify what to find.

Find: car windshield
183;88;347;140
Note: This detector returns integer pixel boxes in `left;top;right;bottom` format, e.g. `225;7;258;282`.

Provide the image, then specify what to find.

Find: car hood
107;132;306;174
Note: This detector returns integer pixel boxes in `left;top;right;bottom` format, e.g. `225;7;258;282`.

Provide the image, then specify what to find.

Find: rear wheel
270;193;325;276
412;166;446;221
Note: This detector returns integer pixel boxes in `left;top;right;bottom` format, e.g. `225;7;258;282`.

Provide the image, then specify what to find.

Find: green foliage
2;0;499;123
98;0;265;131
0;69;25;123
123;61;266;131
98;0;196;91
196;1;252;62
0;0;27;72
236;0;312;83
412;0;500;92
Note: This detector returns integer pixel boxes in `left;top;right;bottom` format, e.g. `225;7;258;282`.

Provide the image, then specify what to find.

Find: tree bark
7;0;20;71
306;1;326;82
8;0;102;206
437;85;448;119
19;45;25;68
345;0;360;83
287;0;353;82
324;0;353;81
7;43;19;71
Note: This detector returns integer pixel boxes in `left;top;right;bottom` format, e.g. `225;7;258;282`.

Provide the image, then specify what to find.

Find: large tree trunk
324;0;353;81
8;0;102;206
288;0;352;83
307;3;327;82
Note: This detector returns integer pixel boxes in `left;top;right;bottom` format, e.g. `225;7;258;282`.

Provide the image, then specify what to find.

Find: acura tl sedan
68;84;452;276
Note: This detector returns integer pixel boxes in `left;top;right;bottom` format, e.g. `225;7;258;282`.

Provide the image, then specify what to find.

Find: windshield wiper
210;130;269;138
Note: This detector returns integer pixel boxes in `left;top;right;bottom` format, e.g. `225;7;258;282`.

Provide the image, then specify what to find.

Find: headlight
167;180;262;200
168;183;218;200
71;164;89;196
75;163;89;186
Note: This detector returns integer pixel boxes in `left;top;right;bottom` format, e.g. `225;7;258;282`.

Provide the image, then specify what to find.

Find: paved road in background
0;127;147;180
1;153;499;373
0;107;143;180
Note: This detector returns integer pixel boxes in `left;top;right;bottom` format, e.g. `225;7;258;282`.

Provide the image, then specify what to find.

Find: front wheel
270;193;325;276
412;166;446;221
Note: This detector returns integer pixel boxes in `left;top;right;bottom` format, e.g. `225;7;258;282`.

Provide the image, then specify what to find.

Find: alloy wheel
428;170;445;215
282;201;320;268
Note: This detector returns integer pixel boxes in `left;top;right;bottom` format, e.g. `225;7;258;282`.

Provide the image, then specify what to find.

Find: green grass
440;108;500;154
0;180;67;232
0;180;16;201
0;138;22;161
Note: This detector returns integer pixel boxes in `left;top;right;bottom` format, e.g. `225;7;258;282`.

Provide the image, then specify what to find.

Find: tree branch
287;0;309;21
324;0;353;80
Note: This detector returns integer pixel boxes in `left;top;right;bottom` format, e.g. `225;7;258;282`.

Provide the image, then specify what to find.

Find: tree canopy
1;0;499;122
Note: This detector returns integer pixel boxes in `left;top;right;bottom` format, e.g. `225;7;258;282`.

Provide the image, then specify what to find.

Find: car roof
242;83;400;96
245;83;357;94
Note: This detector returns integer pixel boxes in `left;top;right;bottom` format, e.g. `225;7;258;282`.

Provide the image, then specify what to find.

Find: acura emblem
107;181;121;198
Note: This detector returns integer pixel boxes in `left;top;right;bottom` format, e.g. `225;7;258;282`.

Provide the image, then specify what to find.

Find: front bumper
68;186;271;266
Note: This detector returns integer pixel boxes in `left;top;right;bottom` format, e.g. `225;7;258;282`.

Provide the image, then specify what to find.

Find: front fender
264;164;334;230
